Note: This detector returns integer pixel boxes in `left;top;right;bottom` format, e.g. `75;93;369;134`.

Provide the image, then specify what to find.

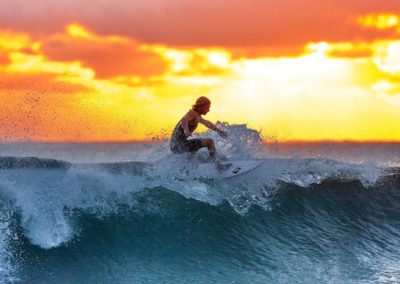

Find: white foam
0;204;19;283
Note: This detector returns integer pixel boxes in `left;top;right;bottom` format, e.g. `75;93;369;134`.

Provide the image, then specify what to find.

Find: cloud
0;0;399;51
358;14;399;30
319;42;374;58
40;24;168;79
0;51;9;65
147;46;232;76
327;47;373;58
0;72;93;94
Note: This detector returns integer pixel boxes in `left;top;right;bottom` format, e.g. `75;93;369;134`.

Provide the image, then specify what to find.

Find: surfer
170;96;231;171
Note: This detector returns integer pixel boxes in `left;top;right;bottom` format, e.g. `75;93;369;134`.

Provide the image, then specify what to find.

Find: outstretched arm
199;117;228;138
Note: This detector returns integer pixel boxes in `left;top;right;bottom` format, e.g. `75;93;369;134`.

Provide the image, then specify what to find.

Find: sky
0;0;400;142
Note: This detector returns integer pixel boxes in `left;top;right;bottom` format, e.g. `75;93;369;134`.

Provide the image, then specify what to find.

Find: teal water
1;126;400;283
0;155;399;283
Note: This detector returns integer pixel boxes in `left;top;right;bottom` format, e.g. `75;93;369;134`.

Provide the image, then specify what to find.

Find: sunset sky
1;0;400;142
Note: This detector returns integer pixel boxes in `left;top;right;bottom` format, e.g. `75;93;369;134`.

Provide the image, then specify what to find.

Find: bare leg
200;138;216;159
200;139;231;171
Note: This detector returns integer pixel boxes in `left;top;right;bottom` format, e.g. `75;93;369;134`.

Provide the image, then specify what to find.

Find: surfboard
195;160;264;179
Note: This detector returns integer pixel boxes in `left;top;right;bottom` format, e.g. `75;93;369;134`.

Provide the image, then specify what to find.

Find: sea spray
0;201;19;283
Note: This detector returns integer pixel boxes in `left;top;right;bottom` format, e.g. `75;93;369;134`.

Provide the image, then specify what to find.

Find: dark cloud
0;0;399;50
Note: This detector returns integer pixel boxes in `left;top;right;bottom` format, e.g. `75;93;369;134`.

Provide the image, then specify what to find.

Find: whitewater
0;124;399;283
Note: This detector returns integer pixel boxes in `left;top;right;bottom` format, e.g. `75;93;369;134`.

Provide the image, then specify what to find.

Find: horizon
2;139;400;165
2;139;400;144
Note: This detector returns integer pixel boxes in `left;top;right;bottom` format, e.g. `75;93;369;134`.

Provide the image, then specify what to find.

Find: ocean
0;125;399;283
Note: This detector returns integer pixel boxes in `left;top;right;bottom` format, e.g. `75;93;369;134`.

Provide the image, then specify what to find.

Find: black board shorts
170;124;203;154
170;136;203;154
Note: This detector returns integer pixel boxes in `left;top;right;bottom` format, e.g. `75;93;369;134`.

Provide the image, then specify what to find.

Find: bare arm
199;117;228;138
181;114;191;137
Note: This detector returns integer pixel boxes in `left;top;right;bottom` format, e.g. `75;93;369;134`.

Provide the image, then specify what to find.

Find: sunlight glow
67;23;96;40
7;52;95;79
202;50;231;68
66;23;129;43
0;31;29;50
1;21;400;142
358;14;399;30
373;41;400;74
164;49;192;72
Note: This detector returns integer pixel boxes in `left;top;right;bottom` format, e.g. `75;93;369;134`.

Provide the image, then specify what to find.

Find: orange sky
0;0;400;142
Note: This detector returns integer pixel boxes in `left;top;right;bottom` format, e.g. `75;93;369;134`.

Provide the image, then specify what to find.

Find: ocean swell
0;155;398;250
0;162;398;283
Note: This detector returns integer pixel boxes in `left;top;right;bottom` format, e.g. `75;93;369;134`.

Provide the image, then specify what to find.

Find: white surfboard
196;160;264;179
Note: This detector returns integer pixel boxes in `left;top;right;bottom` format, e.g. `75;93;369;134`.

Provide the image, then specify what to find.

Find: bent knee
201;138;214;147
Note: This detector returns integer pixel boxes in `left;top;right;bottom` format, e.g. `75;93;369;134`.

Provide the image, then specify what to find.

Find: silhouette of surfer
170;96;231;171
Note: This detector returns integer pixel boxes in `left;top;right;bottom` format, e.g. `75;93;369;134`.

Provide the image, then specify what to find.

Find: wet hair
192;96;211;112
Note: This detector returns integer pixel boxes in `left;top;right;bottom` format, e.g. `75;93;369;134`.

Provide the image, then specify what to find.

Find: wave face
1;126;400;283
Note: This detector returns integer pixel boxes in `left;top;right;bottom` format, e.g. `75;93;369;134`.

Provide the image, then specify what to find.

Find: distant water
0;125;399;283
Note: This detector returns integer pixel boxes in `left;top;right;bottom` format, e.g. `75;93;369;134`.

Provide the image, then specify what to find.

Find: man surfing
170;96;231;171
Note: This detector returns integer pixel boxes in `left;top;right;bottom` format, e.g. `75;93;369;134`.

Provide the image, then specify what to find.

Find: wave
0;155;399;248
1;123;400;282
0;156;71;170
1;169;400;283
